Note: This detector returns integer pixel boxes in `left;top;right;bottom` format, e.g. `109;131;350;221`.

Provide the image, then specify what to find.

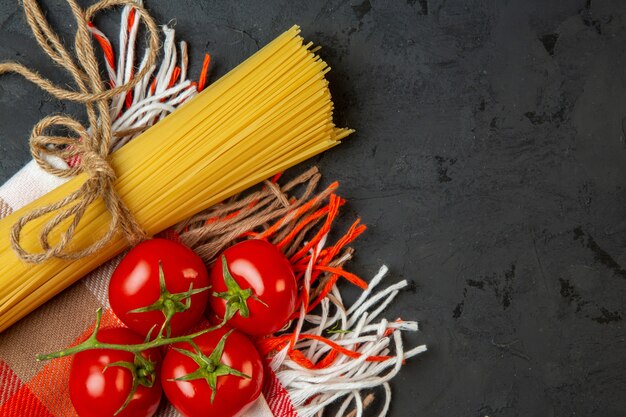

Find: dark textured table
1;1;626;416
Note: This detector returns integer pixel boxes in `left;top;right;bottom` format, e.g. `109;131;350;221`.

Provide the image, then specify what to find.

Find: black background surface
1;1;626;416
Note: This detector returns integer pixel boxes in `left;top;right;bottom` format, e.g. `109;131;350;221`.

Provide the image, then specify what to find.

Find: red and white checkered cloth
0;160;297;417
0;4;426;415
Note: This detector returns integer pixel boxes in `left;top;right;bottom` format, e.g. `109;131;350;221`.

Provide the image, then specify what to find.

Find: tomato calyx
213;255;268;323
169;329;250;403
129;261;211;337
103;351;158;416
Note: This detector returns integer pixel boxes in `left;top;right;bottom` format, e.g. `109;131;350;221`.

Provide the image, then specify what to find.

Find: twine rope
0;0;161;263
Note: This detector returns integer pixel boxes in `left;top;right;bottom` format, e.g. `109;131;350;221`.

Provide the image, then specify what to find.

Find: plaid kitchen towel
0;3;425;416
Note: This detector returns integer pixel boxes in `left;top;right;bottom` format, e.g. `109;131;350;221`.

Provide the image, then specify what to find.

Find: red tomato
161;326;264;417
109;239;210;338
69;327;162;417
208;239;298;336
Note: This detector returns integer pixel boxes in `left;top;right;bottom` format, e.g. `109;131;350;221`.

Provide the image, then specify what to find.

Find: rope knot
81;150;116;180
2;0;161;263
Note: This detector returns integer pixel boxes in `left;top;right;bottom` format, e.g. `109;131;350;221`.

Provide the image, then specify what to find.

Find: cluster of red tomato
69;238;298;417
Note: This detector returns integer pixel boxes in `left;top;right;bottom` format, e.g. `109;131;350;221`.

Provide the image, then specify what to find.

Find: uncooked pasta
0;25;352;332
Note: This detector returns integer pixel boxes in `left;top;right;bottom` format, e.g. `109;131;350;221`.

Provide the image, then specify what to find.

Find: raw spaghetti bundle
0;2;351;332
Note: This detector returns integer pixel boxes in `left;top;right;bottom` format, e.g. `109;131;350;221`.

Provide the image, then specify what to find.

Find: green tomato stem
36;308;224;361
